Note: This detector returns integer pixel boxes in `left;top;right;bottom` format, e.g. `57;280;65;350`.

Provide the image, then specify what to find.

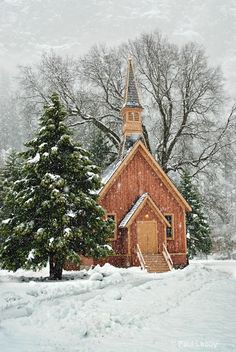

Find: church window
107;214;117;240
128;112;139;121
134;112;139;121
165;214;174;239
128;112;134;121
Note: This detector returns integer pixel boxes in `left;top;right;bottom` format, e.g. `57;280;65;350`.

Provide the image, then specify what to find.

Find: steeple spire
124;58;142;109
120;58;145;157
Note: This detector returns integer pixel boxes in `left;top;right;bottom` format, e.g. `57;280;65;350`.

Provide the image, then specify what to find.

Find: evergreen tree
0;150;22;223
88;128;116;171
0;93;113;279
180;170;212;258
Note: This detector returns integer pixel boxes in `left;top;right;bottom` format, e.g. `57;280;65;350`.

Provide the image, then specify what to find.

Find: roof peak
119;192;170;228
123;58;142;109
99;140;192;212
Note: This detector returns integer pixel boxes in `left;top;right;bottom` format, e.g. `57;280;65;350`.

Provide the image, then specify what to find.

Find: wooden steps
143;254;170;273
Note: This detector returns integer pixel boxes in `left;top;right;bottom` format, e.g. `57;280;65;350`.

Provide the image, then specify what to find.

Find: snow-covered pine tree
0;150;22;223
179;170;212;258
0;93;113;279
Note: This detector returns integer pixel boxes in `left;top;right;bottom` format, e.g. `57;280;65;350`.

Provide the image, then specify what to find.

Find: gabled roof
119;193;170;228
101;158;122;185
101;146;133;186
123;58;142;109
100;140;191;212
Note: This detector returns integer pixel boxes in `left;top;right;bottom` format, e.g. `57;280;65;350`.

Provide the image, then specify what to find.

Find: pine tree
0;150;22;223
88;128;116;171
180;170;212;258
0;93;113;279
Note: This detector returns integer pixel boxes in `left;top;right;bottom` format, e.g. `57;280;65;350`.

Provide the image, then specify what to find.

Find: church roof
101;158;122;186
119;193;170;228
119;193;148;227
123;58;142;108
100;140;192;212
101;145;133;186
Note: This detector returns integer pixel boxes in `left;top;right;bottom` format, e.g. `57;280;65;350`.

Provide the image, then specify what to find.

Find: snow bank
0;261;235;352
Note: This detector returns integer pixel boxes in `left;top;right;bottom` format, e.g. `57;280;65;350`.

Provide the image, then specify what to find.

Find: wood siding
100;146;187;266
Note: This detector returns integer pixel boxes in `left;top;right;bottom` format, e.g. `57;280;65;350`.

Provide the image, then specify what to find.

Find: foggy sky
0;0;235;96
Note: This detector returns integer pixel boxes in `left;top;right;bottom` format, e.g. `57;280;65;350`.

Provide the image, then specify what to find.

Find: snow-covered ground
0;261;235;352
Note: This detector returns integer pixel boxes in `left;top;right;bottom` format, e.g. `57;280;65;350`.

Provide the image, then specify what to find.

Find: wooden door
137;221;157;254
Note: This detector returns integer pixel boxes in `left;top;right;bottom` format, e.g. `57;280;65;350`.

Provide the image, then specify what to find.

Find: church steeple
123;58;142;109
120;58;145;156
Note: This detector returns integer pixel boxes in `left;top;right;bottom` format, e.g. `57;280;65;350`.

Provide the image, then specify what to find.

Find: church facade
88;59;191;272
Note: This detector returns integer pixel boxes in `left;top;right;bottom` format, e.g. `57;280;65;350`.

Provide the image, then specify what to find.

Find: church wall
100;148;187;259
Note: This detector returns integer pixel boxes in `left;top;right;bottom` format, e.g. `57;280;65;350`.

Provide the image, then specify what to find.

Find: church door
137;221;158;254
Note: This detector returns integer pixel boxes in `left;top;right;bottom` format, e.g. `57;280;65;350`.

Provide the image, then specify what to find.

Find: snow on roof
101;146;134;187
119;193;148;228
101;159;122;185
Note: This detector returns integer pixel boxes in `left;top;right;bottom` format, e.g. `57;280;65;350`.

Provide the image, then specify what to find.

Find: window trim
164;213;174;240
106;213;117;241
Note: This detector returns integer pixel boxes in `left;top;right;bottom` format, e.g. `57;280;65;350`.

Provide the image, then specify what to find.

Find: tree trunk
49;254;64;280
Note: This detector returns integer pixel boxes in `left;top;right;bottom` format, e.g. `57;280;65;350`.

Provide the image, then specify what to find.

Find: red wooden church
88;59;191;273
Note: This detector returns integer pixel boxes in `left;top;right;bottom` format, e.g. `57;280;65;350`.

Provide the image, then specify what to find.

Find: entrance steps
143;254;170;273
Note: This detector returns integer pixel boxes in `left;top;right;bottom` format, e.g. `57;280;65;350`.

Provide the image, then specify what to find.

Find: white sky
0;0;235;96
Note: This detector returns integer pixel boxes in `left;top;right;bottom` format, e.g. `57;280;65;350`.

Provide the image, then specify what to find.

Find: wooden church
85;59;191;273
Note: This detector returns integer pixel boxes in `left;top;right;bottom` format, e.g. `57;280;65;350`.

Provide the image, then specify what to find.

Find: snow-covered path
0;261;235;352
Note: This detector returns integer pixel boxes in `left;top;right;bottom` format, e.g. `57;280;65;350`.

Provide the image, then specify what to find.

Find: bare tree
17;32;236;176
129;32;236;173
18;50;124;150
10;31;236;240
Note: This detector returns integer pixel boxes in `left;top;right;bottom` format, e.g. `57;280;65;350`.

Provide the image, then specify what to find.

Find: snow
120;193;148;227
38;143;47;150
24;197;33;205
64;186;70;193
45;173;61;181
51;146;58;153
87;171;99;181
101;158;122;185
1;218;11;224
27;249;35;260
66;210;76;218
36;228;44;235
89;272;104;281
103;244;113;251
64;227;71;235
101;146;134;187
49;237;54;244
0;260;235;351
27;152;40;164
